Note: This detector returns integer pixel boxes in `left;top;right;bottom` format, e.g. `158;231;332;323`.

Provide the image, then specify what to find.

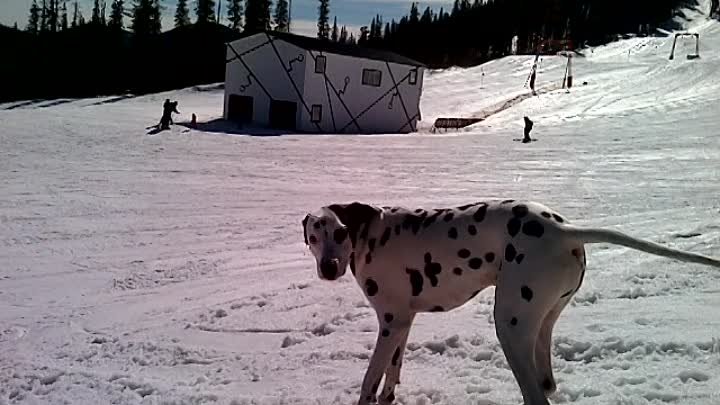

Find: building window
362;69;382;87
409;69;418;85
311;104;322;123
315;55;327;74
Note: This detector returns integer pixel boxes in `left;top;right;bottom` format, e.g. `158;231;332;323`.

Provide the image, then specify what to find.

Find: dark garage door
269;100;297;130
228;94;253;123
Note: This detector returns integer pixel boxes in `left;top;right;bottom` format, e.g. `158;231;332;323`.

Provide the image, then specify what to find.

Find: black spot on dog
381;329;390;337
423;210;442;228
505;244;517;262
406;268;424;296
444;212;455;222
468;224;477;235
333;228;348;244
512;204;529;218
372;380;380;394
392;347;401;366
502;199;515;204
560;289;574;298
453;267;463;275
552;213;565;223
468;257;483;269
469;290;481;300
543;378;553;392
473;204;488;222
424;253;442;287
386;391;395;403
414;209;425;214
457;203;476;211
485;252;495;262
521;285;533;301
365;253;372;264
571;248;582;258
429;306;444;312
366;395;373;402
380;227;391;246
327;203;380;249
313;222;321;229
359;223;371;241
522;220;545;238
507;217;521;237
390;207;399;213
515;254;525;264
368;238;376;252
349;252;356;275
448;227;458;239
384;313;394;323
510;317;518;326
402;212;427;235
320;219;326;226
309;235;318;244
365;279;378;296
395;225;401;235
541;211;552;218
458;248;471;259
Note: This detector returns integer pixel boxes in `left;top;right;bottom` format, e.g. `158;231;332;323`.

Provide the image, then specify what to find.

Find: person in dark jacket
159;100;180;130
523;116;534;143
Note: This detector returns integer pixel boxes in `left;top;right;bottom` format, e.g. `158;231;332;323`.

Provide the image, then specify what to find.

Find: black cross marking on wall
225;40;273;64
226;43;274;102
307;50;362;133
264;33;322;132
385;62;415;132
338;71;412;133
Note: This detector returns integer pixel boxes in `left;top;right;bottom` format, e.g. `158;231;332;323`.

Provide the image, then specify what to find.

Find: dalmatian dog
301;200;720;405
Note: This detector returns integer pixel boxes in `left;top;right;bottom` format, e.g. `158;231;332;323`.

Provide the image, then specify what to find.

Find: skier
159;100;180;130
523;116;534;143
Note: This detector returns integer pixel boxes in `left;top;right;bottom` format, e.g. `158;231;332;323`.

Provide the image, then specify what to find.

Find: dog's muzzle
320;258;340;280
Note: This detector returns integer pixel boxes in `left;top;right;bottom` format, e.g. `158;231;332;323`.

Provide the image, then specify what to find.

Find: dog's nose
320;258;339;280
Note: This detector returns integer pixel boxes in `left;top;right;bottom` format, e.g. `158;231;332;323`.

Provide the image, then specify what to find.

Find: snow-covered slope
2;5;720;405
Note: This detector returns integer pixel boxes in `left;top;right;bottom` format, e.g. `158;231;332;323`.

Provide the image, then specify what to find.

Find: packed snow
2;4;720;405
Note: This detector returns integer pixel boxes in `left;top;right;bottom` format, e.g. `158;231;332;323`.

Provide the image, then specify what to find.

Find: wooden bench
431;117;483;133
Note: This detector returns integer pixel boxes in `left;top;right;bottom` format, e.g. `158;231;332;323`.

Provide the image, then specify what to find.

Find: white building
224;31;425;134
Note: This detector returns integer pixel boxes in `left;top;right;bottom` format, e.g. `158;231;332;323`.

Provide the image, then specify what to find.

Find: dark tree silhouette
27;0;41;33
317;0;329;39
330;16;338;41
196;0;217;24
108;0;124;29
274;0;289;32
227;0;243;30
245;0;271;33
91;0;106;26
175;0;190;27
339;24;347;43
132;0;160;36
60;1;68;30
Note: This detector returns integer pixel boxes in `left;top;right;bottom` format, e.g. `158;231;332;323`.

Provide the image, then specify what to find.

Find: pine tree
14;22;19;30
195;0;216;24
109;0;124;29
245;0;271;32
60;1;68;30
409;2;419;23
317;0;329;39
339;24;347;43
40;0;48;32
46;0;58;32
175;0;190;27
27;0;41;33
348;32;356;45
227;0;243;30
274;0;289;32
71;1;79;27
92;0;103;25
330;16;338;41
132;0;160;36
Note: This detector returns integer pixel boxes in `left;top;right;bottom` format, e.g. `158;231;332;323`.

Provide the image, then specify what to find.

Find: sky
0;0;454;37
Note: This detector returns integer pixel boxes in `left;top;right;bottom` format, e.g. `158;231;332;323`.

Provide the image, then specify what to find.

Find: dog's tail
564;225;720;268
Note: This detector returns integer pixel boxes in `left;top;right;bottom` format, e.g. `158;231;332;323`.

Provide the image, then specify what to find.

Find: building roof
240;31;425;67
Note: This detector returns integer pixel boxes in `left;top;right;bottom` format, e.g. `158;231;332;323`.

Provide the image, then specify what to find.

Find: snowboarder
523;116;534;143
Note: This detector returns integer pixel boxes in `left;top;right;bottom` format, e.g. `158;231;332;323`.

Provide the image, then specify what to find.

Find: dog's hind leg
534;294;572;397
378;313;415;404
357;311;414;405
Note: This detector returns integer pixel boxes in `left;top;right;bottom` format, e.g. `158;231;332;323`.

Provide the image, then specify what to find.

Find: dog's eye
309;235;318;244
333;228;348;244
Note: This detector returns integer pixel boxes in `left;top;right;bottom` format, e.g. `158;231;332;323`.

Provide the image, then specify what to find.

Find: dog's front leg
378;314;414;404
357;312;413;405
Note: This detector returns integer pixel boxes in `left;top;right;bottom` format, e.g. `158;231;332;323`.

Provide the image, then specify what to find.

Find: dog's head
302;202;380;281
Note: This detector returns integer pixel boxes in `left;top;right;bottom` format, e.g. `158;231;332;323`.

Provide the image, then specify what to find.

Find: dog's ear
327;202;380;248
302;214;310;245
